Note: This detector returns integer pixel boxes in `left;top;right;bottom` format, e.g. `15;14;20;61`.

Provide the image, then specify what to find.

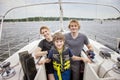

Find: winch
0;62;16;79
113;57;120;74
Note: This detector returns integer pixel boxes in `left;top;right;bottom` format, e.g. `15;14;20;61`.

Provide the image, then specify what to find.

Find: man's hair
68;19;80;29
40;26;50;34
53;32;65;42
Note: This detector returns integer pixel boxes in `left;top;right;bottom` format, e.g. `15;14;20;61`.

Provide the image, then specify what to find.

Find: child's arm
38;58;51;65
71;55;91;63
34;47;48;59
38;49;53;65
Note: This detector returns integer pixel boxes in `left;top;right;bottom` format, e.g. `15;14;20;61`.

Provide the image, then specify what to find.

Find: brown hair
68;19;80;29
40;26;50;34
53;32;65;42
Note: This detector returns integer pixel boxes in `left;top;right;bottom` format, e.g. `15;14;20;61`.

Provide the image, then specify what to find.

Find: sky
0;0;120;19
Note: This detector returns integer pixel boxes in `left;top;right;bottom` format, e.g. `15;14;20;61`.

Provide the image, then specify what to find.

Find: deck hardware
0;61;16;79
113;57;120;74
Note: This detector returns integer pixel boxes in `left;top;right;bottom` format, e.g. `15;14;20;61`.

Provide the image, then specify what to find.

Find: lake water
0;20;120;61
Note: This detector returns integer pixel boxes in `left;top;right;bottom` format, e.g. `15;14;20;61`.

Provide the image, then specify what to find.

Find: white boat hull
0;39;120;80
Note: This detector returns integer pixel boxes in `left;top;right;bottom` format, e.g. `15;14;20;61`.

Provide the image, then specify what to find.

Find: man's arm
71;55;91;63
38;58;51;65
86;44;95;59
86;44;93;51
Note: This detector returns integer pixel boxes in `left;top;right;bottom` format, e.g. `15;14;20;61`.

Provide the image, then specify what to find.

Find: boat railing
85;29;119;52
117;38;120;53
0;32;40;62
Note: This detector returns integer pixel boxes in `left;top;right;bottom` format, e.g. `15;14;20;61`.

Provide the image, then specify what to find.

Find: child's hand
38;60;46;65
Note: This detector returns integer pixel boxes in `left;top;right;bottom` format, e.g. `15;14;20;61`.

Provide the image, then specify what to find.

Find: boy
39;32;91;80
65;19;94;80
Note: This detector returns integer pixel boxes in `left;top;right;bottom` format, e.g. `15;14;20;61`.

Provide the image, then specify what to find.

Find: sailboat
0;0;120;80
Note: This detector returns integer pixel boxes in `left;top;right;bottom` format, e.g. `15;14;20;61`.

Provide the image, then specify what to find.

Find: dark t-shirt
38;39;54;74
38;39;53;52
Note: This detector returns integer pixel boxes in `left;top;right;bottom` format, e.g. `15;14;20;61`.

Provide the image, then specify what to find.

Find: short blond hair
40;26;50;34
68;19;80;29
53;32;65;42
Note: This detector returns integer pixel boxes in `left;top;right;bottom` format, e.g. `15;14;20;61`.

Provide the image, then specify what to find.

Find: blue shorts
54;69;71;80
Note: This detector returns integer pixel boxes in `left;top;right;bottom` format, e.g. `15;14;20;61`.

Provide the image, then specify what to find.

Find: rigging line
102;67;113;78
98;61;104;76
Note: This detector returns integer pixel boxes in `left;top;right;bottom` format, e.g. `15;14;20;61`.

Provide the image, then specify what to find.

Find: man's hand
81;57;91;63
87;50;95;59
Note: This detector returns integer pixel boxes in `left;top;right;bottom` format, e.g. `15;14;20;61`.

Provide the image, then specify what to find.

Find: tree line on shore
0;16;120;22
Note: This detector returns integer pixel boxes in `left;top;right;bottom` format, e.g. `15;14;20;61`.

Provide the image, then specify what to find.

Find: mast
58;0;64;32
